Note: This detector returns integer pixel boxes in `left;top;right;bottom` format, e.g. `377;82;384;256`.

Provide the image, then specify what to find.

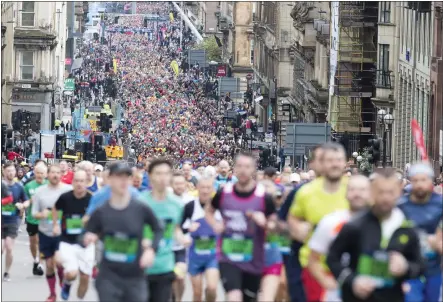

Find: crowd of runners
2;3;443;302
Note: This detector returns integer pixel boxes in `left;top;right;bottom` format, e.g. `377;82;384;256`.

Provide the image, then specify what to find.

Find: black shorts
219;262;261;301
146;272;175;302
39;231;60;260
1;224;18;239
174;249;186;264
26;223;39;236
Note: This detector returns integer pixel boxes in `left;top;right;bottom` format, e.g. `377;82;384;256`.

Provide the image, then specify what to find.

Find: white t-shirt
308;210;351;255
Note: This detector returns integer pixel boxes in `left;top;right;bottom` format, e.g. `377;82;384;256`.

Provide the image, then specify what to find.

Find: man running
307;174;371;301
327;168;424;302
23;163;47;276
183;162;198;187
32;164;72;302
171;171;194;302
206;152;276;302
140;159;191;302
288;142;348;302
2;163;27;281
78;161;101;193
215;160;237;190
397;163;443;302
60;160;74;185
53;170;93;301
83;162;162;302
183;176;221;302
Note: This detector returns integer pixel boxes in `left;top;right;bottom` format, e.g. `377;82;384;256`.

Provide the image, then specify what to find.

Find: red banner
411;119;428;161
216;65;227;77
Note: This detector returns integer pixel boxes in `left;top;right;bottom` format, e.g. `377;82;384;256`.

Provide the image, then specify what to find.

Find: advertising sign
65;58;72;65
64;78;75;91
217;65;227;77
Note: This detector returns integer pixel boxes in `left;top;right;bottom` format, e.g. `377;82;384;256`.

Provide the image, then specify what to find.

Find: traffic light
368;136;381;164
55;134;66;159
97;113;106;132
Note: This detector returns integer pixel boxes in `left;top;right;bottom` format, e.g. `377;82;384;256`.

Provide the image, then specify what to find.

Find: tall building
430;2;443;174
252;1;295;137
1;2;67;130
393;2;434;169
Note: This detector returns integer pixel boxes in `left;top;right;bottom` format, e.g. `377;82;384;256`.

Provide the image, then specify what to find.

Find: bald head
218;160;230;176
34;163;48;183
73;169;88;194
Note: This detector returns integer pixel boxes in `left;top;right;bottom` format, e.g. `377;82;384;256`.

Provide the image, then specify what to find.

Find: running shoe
46;295;56;302
3;272;10;282
61;283;71;301
33;263;44;276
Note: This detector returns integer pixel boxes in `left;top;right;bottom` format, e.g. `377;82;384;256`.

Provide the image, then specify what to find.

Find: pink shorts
263;263;283;276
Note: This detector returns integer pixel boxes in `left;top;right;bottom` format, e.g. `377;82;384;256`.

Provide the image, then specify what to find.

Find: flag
169;12;174;22
411;119;429;161
170;60;179;76
113;58;118;73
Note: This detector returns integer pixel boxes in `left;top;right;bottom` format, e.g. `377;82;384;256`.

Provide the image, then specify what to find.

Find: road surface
2;230;225;301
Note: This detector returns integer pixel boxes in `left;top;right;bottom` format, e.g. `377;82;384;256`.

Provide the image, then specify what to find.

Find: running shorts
263;263;283;276
38;231;60;260
219;262;261;299
174;248;186;264
96;271;148;302
188;255;218;276
1;223;18;239
26;222;39;236
146;272;175;302
302;268;328;302
58;242;95;275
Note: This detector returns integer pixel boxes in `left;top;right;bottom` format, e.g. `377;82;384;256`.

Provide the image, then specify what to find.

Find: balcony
371;70;394;107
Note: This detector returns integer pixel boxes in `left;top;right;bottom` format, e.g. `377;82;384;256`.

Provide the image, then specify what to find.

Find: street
2;231;225;301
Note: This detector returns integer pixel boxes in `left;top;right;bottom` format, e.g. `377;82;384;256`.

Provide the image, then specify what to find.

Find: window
21;2;35;27
377;44;390;87
379;2;391;23
20;51;34;80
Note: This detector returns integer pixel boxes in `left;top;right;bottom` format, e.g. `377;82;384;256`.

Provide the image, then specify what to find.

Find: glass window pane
22;2;34;12
22;13;34;26
22;52;33;65
21;66;33;79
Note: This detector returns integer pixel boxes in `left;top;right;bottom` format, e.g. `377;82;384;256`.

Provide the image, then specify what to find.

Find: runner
277;145;323;302
171;171;194;302
52;170;93;301
83;162;162;302
206;152;276;302
140;159;191;302
215;160;237;190
2;163;27;281
31;164;72;302
307;174;371;301
23;162;47;276
397;163;443;302
428;219;442;254
60;160;74;185
183;163;198;187
288;142;348;302
182;176;221;302
78;161;101;193
327;168;424;302
259;180;284;302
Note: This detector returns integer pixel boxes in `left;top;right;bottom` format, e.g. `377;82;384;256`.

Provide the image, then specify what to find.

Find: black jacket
326;209;425;302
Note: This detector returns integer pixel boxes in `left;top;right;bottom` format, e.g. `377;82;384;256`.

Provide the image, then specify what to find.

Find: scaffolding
329;2;378;134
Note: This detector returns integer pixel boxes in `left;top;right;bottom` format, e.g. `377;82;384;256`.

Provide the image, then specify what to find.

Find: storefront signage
216;65;227;77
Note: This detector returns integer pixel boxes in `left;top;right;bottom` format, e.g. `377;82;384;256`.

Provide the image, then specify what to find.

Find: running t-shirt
61;171;74;185
140;191;183;275
85;198;162;278
55;191;92;244
31;183;72;237
2;182;27;224
289;177;349;267
24;179;48;225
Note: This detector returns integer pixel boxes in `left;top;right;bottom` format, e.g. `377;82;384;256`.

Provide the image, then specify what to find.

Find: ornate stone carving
290;2;313;31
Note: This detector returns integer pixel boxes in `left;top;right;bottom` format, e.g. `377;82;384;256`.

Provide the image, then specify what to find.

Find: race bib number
357;251;394;288
145;219;175;247
104;233;138;263
417;229;437;259
1;203;16;216
265;233;291;254
65;215;83;235
47;210;62;225
222;234;253;262
278;236;291;255
194;236;216;255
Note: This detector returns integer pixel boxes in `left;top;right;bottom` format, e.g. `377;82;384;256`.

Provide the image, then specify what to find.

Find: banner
169;12;174;22
411;119;429;161
170;60;179;76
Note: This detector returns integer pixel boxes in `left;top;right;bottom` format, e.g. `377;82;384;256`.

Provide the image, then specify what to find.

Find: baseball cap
290;173;301;183
95;164;104;172
108;162;133;176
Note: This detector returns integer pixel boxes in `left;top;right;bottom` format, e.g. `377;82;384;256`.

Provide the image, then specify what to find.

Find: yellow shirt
289;177;349;267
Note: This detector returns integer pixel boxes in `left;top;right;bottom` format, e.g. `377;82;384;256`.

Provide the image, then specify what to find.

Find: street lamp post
377;109;395;167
